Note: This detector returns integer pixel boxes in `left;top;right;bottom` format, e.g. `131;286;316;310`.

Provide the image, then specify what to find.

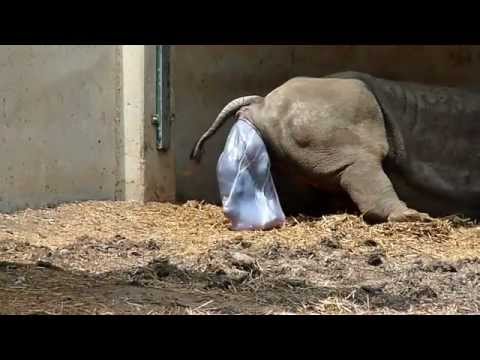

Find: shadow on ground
1;234;478;315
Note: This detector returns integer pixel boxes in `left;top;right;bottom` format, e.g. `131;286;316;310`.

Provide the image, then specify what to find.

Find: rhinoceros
191;71;480;223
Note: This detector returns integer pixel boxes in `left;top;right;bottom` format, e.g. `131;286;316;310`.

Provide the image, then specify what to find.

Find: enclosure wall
172;45;480;204
0;46;121;212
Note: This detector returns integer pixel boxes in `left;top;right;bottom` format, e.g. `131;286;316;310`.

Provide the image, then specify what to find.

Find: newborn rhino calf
191;71;480;223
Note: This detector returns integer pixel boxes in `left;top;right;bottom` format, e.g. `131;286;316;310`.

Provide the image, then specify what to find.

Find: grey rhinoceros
191;71;480;223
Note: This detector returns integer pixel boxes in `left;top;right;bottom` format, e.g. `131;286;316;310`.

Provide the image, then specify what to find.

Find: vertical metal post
152;45;171;151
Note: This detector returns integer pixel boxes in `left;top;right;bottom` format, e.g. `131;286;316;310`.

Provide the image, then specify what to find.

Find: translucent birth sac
217;119;286;231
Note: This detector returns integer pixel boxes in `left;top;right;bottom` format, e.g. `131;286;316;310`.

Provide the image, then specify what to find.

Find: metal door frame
152;45;171;151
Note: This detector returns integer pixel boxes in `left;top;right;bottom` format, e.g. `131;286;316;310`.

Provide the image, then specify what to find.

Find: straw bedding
0;200;479;314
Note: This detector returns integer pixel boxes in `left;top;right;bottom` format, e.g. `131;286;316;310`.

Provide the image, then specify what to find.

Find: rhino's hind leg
339;159;432;223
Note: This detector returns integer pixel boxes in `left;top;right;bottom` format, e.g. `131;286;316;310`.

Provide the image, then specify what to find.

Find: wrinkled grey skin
191;71;480;223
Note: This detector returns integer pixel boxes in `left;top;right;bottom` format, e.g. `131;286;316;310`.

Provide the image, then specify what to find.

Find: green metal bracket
152;45;171;151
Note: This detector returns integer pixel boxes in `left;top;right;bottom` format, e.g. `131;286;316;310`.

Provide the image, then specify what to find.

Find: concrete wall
0;46;121;212
0;45;175;213
289;45;480;87
172;45;480;204
3;45;478;212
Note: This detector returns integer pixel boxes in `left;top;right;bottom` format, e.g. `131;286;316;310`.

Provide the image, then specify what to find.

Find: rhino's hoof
388;208;433;223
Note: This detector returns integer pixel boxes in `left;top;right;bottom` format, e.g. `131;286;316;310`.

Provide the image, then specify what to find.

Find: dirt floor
1;200;480;315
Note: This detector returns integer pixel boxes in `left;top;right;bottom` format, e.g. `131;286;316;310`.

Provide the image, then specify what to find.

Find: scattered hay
1;200;480;315
3;200;478;262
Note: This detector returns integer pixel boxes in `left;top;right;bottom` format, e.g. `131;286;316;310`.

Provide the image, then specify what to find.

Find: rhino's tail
190;95;263;162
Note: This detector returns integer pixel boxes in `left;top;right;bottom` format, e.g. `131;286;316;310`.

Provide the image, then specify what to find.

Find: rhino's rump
330;72;480;207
